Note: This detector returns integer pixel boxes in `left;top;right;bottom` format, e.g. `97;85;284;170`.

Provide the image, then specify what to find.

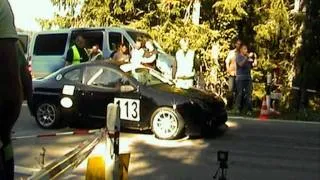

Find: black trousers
235;79;253;112
0;39;22;180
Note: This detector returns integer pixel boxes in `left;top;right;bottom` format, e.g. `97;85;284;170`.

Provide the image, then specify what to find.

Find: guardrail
29;131;103;180
16;103;128;180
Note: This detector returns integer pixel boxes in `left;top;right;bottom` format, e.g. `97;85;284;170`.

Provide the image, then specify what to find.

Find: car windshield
121;64;173;86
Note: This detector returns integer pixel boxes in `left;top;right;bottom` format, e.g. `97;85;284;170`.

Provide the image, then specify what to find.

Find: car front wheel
35;102;60;129
151;107;184;140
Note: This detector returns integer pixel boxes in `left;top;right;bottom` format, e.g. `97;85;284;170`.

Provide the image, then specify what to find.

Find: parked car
28;27;175;78
31;61;227;140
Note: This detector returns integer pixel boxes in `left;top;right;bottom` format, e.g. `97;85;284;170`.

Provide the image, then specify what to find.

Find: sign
114;98;140;121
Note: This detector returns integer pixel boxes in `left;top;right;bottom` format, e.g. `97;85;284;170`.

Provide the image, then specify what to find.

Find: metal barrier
12;129;100;140
28;130;103;179
24;103;128;180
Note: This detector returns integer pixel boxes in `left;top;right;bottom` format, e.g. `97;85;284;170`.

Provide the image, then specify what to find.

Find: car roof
33;26;147;35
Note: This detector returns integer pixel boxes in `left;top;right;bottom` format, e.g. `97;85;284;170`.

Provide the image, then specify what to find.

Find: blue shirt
236;54;252;80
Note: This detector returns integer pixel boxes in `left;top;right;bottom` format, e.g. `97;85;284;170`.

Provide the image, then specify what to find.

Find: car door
113;78;143;129
79;65;123;119
60;66;86;119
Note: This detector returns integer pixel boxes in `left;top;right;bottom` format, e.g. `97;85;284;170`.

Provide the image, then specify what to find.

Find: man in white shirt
130;38;145;66
225;39;241;109
175;38;195;89
142;40;158;68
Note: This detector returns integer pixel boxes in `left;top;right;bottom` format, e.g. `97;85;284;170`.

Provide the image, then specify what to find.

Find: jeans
227;76;236;109
235;79;252;112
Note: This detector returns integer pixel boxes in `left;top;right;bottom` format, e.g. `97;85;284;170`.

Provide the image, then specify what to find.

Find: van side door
70;29;105;60
106;30;130;58
31;32;69;78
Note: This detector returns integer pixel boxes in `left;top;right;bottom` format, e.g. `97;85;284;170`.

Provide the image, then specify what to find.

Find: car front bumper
177;103;228;136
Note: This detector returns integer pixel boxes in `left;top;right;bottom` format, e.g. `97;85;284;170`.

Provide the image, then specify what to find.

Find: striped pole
12;129;101;140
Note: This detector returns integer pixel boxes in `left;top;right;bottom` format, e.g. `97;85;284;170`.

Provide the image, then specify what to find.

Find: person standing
0;0;23;179
89;45;103;61
175;38;195;89
112;43;130;64
235;44;257;115
130;38;145;66
65;35;89;66
142;40;158;68
225;39;241;109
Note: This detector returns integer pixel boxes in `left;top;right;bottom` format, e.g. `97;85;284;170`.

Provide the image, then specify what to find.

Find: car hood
151;84;221;103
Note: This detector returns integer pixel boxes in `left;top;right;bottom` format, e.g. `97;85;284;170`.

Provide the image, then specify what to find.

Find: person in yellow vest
65;35;89;66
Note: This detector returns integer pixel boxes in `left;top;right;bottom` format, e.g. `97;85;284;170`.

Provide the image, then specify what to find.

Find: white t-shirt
130;48;145;66
0;0;17;39
175;49;195;78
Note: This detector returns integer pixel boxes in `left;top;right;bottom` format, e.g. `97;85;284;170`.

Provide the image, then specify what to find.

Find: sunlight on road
226;120;239;128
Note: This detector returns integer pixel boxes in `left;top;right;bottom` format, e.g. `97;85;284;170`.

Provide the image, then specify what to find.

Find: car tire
35;102;61;129
151;107;184;140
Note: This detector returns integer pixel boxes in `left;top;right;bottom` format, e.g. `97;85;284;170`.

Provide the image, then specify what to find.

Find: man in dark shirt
235;44;257;114
0;1;22;179
65;35;89;66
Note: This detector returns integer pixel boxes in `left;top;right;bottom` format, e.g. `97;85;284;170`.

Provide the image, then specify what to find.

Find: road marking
229;116;320;125
294;146;320;151
15;165;39;175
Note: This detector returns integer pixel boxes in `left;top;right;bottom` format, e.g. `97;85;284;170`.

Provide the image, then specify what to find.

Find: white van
18;32;30;58
28;27;175;78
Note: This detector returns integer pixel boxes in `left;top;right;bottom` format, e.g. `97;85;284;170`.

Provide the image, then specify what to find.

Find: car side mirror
120;85;135;93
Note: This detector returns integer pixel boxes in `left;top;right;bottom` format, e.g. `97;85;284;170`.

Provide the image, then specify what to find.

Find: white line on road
294;146;320;151
15;165;39;175
229;116;320;125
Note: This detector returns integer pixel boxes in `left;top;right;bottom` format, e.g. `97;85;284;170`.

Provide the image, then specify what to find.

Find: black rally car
31;61;227;139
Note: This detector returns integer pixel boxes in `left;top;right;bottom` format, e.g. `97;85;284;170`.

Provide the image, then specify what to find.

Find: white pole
106;103;121;180
192;0;201;25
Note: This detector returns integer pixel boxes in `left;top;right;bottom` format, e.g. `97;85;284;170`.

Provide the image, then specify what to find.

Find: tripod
213;161;228;180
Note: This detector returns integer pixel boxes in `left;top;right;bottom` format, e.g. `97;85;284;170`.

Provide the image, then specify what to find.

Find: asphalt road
13;105;320;180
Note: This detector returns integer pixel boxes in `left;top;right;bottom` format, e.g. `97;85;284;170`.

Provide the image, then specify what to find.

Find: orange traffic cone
259;96;269;120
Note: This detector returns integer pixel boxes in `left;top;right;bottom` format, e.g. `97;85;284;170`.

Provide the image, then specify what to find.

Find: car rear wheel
35;102;60;129
151;107;184;140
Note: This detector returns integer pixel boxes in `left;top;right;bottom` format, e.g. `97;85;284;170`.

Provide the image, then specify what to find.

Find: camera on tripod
213;151;229;180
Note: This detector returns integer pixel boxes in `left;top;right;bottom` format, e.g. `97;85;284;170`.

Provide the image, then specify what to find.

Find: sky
9;0;55;31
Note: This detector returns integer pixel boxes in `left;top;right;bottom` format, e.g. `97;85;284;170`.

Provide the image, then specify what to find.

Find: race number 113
114;98;140;121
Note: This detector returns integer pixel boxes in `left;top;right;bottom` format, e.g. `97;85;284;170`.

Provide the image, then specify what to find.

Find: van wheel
151;107;184;140
35;102;61;129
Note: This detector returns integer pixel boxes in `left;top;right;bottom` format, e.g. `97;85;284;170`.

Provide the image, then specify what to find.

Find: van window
71;31;103;50
34;34;68;55
109;32;129;51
